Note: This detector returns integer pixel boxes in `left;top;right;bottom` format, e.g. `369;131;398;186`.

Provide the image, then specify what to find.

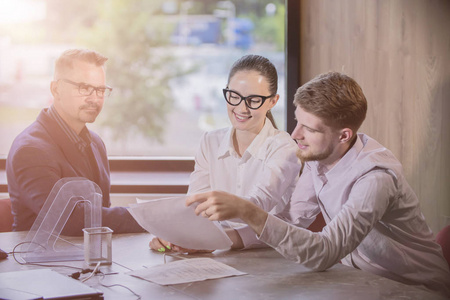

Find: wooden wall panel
299;0;450;233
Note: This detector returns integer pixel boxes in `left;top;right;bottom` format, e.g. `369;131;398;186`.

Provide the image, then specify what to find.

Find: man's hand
186;191;246;220
186;191;269;235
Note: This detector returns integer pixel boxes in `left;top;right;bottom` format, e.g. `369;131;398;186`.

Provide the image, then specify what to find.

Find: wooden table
0;231;444;300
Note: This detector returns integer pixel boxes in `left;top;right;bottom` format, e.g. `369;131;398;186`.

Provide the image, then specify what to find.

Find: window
0;0;287;157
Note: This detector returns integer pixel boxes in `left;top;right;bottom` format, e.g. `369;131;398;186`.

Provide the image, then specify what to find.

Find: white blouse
188;119;301;243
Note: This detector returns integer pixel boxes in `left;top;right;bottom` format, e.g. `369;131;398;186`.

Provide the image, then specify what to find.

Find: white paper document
128;257;246;285
128;196;233;250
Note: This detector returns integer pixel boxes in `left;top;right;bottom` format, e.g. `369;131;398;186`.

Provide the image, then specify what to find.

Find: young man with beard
187;72;450;297
6;49;144;235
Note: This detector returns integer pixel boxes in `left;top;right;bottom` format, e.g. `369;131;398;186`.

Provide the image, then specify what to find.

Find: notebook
0;269;103;300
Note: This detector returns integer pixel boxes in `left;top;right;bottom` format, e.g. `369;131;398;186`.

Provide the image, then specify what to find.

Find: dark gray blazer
6;108;144;235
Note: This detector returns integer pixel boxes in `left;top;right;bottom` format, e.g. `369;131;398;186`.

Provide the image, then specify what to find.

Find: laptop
0;269;103;300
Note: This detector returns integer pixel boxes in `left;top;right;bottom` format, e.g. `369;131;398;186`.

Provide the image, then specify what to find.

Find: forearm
239;199;268;236
248;156;301;213
102;206;146;234
187;169;211;195
225;228;244;249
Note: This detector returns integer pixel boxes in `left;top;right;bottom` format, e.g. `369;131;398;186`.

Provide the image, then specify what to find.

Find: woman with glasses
150;54;301;252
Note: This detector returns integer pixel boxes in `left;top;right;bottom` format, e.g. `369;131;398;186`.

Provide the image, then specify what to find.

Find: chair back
307;212;326;232
0;198;13;232
436;225;450;269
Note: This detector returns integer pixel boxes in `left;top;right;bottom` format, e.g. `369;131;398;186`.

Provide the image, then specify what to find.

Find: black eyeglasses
223;88;274;110
60;79;113;98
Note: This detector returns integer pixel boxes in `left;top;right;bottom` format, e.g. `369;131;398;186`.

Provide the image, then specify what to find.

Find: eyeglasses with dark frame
60;79;113;98
222;88;275;110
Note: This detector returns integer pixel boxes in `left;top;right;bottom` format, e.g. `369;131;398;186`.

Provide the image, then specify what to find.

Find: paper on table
128;196;233;250
128;257;246;285
135;196;173;204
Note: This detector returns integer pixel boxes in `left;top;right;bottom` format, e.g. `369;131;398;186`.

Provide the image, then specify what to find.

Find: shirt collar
246;119;275;159
217;118;275;159
314;133;364;177
48;105;91;152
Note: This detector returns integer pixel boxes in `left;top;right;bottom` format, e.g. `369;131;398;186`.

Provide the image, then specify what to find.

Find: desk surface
0;231;444;300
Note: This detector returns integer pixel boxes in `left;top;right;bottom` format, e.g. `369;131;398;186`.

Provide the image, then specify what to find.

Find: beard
296;143;334;162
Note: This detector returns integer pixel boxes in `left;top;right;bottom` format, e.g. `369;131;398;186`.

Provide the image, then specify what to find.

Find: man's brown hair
54;49;108;80
293;72;367;133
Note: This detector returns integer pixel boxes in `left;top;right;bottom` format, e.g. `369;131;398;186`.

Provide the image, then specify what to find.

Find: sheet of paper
128;196;232;250
128;257;246;285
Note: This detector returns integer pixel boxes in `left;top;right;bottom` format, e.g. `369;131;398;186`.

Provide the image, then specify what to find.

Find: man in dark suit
6;49;144;236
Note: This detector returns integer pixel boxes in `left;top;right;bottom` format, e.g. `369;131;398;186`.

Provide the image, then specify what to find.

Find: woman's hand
149;236;214;254
149;236;172;252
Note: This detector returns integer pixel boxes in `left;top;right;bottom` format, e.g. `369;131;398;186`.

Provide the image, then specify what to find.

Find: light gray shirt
259;133;450;297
